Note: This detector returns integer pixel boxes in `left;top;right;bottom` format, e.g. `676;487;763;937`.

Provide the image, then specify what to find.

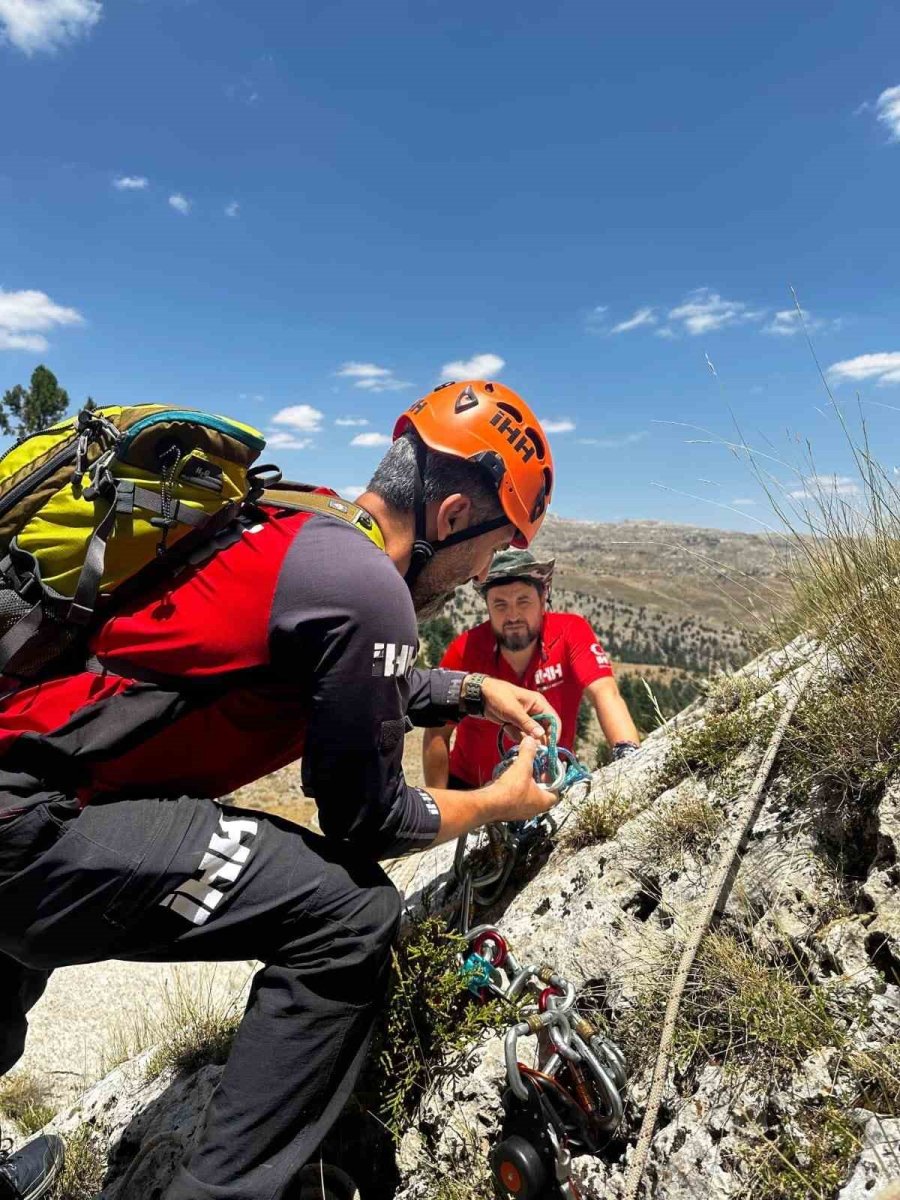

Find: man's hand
427;734;561;843
473;675;561;745
487;735;562;821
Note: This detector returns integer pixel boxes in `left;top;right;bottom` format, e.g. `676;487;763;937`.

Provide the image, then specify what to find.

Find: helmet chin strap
403;439;512;588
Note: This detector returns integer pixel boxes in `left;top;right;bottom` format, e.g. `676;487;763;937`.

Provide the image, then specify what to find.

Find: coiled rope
622;646;826;1200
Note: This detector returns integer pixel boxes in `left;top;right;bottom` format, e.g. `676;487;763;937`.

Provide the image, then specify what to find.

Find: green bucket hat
476;548;556;595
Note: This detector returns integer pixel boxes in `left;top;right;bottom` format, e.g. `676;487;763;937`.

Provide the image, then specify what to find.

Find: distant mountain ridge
436;515;790;675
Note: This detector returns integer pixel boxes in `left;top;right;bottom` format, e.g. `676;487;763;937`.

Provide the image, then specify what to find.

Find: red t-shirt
441;611;614;787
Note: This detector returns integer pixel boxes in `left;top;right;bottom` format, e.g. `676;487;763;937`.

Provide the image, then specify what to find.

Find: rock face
38;641;900;1198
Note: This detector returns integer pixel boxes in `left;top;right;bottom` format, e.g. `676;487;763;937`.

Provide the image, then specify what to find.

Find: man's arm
423;724;454;788
586;676;641;747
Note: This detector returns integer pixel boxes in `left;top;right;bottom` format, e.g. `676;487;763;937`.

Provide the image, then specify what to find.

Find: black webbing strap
0;603;44;672
67;492;120;625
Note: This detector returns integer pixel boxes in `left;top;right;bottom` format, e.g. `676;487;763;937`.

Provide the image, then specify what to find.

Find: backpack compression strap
259;490;386;552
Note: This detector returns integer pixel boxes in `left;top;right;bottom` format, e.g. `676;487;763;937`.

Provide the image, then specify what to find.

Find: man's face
410;525;514;619
486;580;545;651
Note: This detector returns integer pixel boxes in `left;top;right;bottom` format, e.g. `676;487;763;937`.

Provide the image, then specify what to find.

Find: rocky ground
8;637;900;1198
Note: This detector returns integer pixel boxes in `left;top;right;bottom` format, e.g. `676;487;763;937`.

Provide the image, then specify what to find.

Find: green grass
0;1071;56;1136
643;791;724;864
50;1126;107;1200
747;1103;862;1200
610;928;850;1080
564;786;634;849
142;968;245;1082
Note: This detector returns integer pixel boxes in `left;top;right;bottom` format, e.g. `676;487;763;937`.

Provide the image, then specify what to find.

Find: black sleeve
406;667;466;727
268;516;442;859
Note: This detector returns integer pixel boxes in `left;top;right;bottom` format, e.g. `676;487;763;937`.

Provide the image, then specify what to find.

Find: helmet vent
524;427;546;462
497;401;523;423
454;386;479;415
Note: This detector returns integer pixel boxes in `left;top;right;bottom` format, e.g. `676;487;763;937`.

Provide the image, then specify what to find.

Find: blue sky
1;0;899;530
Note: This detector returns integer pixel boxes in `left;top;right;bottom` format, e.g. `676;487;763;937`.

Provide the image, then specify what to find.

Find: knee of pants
277;875;402;979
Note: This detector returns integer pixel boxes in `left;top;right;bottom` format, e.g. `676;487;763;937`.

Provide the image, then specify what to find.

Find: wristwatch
460;672;487;717
612;741;640;761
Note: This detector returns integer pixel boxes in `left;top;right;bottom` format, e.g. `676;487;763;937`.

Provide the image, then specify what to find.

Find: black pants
0;793;401;1200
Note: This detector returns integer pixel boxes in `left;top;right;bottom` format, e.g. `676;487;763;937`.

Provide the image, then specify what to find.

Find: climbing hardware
453;716;626;1198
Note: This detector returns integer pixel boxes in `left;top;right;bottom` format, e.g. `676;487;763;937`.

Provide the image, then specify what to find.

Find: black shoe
0;1133;65;1200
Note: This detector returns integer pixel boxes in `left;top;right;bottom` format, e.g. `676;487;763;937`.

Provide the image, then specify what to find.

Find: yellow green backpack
0;404;275;679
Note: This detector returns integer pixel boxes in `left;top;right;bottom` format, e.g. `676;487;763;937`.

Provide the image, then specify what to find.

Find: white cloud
336;362;410;392
731;498;757;507
239;392;264;403
113;175;148;191
578;431;647;449
875;85;900;141
266;432;313;451
225;201;240;218
787;474;860;501
272;404;324;433
440;352;505;379
168;193;191;215
0;0;101;55
655;327;678;340
335;417;369;427
827;352;900;387
763;308;841;337
609;307;657;335
668;288;765;335
351;432;392;448
540;418;575;434
341;485;366;500
585;304;609;330
0;286;84;352
764;309;808;337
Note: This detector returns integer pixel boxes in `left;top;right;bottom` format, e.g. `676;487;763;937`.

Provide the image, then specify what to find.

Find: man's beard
496;623;539;652
409;544;476;619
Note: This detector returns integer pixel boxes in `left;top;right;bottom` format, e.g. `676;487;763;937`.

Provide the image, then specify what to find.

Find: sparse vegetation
844;1042;900;1116
564;786;634;849
611;928;849;1080
643;790;724;864
142;967;246;1082
659;684;778;790
365;915;513;1137
0;1071;56;1136
51;1126;107;1200
746;1102;862;1200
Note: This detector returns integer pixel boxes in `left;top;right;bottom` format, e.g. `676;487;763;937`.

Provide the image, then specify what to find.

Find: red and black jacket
0;497;461;859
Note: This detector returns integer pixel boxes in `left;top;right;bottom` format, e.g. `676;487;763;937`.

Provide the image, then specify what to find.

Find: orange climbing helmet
393;380;554;548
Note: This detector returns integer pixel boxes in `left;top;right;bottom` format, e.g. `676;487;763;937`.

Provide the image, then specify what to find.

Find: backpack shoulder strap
260;489;386;552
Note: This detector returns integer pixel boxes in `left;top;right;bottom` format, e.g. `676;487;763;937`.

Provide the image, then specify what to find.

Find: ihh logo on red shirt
591;644;611;670
534;662;564;689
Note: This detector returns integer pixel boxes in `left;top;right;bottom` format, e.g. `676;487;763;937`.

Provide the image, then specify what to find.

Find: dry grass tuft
51;1126;107;1200
564;786;634;849
0;1070;56;1136
746;1102;862;1200
643;791;724;864
143;967;247;1082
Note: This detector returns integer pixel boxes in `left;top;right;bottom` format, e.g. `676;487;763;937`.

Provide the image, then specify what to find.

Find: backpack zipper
0;440;79;520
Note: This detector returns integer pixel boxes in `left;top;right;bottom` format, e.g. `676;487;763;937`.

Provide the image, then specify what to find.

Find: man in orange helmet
0;382;559;1200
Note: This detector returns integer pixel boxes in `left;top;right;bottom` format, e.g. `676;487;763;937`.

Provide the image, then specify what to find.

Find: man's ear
434;493;472;540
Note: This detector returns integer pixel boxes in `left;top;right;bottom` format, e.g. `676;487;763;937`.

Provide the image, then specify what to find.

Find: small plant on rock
746;1101;861;1200
144;968;245;1082
564;786;634;849
0;1071;55;1136
643;790;724;864
51;1126;107;1200
365;914;512;1138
